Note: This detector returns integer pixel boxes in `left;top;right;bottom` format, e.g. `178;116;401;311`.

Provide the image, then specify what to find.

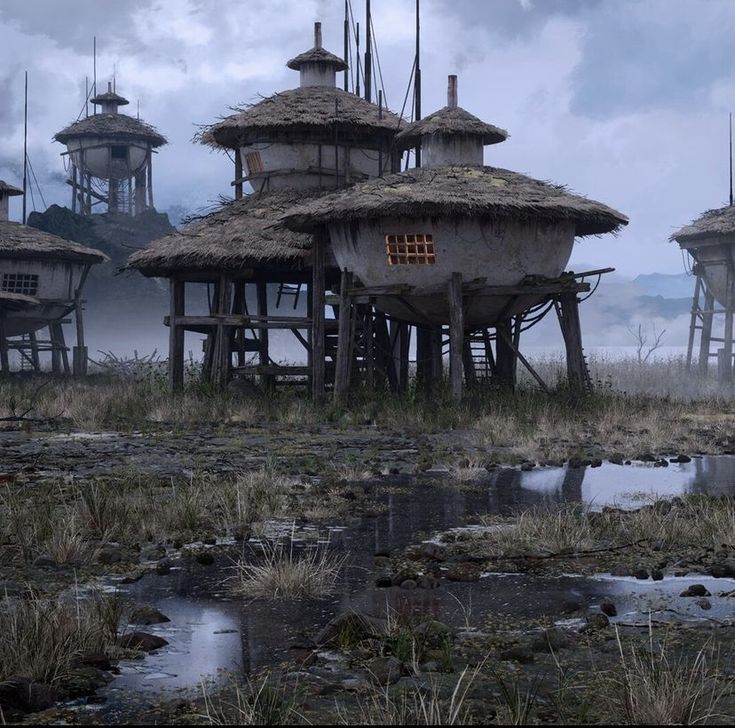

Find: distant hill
632;272;694;300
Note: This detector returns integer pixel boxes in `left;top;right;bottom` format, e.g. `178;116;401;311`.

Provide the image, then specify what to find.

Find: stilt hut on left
0;181;108;374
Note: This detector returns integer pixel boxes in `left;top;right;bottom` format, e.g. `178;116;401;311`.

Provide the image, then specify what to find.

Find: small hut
284;76;627;400
0;181;108;374
55;83;167;216
671;205;735;380
129;22;403;393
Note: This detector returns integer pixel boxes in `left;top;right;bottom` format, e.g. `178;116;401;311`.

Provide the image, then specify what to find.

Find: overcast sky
1;0;734;277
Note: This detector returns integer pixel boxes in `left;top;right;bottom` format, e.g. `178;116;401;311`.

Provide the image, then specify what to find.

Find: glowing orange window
385;234;436;265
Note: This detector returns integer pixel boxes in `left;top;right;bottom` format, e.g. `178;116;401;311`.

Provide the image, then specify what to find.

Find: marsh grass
601;624;731;725
0;590;119;685
473;496;735;558
231;535;346;599
201;673;299;725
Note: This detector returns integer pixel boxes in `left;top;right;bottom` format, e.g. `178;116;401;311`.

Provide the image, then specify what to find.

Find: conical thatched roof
0;290;40;310
671;205;735;244
55;114;166;147
91;90;130;106
0;181;23;197
283;166;628;237
199;86;402;149
287;46;348;72
127;190;321;277
396;106;508;149
0;221;109;263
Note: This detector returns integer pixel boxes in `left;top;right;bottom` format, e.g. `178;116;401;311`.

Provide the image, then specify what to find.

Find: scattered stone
583;613;610;631
96;546;123;565
709;560;735;578
202;536;217;546
568;456;590;469
531;628;572;653
374;576;392;588
391;571;418;586
696;597;712;610
120;569;147;584
32;555;58;570
634;568;650;580
155;560;172;576
610;565;632;577
590;458;603;468
194;551;215;566
600;599;617;617
560;599;584;615
651;569;665;581
680;584;710;597
654;459;670;468
671;454;692;463
315;612;386;646
77;652;113;671
416;543;447;562
500;646;535;664
609;453;625;465
0;677;57;713
117;631;169;652
520;462;535;472
417;574;441;589
367;656;403;685
400;579;417;590
444;563;481;582
129;606;170;626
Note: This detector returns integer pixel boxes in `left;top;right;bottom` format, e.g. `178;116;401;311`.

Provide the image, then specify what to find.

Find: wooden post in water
168;279;185;390
448;272;464;401
311;234;326;399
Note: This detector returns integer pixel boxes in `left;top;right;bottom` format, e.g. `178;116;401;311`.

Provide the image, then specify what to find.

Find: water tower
54;82;167;216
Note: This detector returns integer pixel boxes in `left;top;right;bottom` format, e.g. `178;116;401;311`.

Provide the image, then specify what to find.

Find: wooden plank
556;292;588;390
333;269;353;405
699;287;715;376
165;315;311;329
168;279;185;390
448;272;464;401
497;325;550;394
311;234;326;399
234;153;243;200
232;365;311;376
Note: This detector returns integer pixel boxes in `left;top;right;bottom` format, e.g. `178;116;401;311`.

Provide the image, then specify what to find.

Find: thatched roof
127;190;320;277
91;90;129;106
0;181;23;197
200;86;402;149
0;290;40;311
55;113;167;147
671;204;735;244
287;47;348;71
396;106;508;148
0;221;109;263
283;166;628;237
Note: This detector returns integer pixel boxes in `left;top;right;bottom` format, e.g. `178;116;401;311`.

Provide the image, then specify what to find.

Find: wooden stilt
375;311;396;391
213;276;232;389
311;234;326;399
168;279;185;390
448;272;464;401
334;269;353;405
399;323;410;393
430;328;444;386
721;269;734;384
365;300;375;390
56;324;70;375
686;273;702;372
0;313;8;373
28;331;40;372
49;322;61;374
416;328;431;392
232;281;247;368
462;338;477;387
556;292;589;390
496;325;550;394
699;287;715;376
495;320;516;387
235;153;243;200
72;291;87;376
256;280;273;390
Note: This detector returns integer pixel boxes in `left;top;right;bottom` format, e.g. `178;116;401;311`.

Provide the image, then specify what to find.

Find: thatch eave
670;205;735;244
395;106;508;148
0;221;109;264
54;114;167;147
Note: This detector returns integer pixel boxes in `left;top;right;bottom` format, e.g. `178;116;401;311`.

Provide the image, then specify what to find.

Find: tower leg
448;272;464;401
334;269;353;405
699;288;715;376
28;331;40;372
557;293;589;390
311;234;326;399
0;312;9;373
213;276;232;389
686;273;702;372
256;280;274;391
495;320;516;387
168;279;185;390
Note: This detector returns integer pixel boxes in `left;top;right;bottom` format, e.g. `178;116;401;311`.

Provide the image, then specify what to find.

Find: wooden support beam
556;292;589;390
462;338;477;387
234;153;243;200
686;273;702;373
495;319;516;387
72;291;87;376
212;276;232;389
496;326;550;394
257;280;274;390
311;235;327;399
699;288;716;376
448;272;464;401
333;269;353;405
28;331;40;372
416;327;431;392
168;279;185;390
0;313;8;373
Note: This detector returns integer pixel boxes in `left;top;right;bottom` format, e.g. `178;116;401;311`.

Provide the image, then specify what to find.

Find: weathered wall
67;138;149;180
687;238;735;307
422;134;484;168
300;63;337;87
328;215;576;327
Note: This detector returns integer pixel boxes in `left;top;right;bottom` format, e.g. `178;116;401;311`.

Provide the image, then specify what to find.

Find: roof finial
448;75;458;109
314;21;322;49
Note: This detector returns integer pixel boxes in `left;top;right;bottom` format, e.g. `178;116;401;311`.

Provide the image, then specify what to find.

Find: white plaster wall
422;135;484;168
300;63;337;88
68;138;148;179
687;238;735;307
241;142;383;191
328;216;576;326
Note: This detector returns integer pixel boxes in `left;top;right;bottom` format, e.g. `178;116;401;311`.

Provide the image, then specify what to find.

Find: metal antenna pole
730;112;733;207
22;71;28;224
344;0;349;92
415;0;421;167
85;76;89;117
356;22;361;98
365;0;372;102
93;36;97;114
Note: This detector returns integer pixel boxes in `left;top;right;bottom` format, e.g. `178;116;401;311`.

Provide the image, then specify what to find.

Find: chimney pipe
448;75;458;109
314;22;322;49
